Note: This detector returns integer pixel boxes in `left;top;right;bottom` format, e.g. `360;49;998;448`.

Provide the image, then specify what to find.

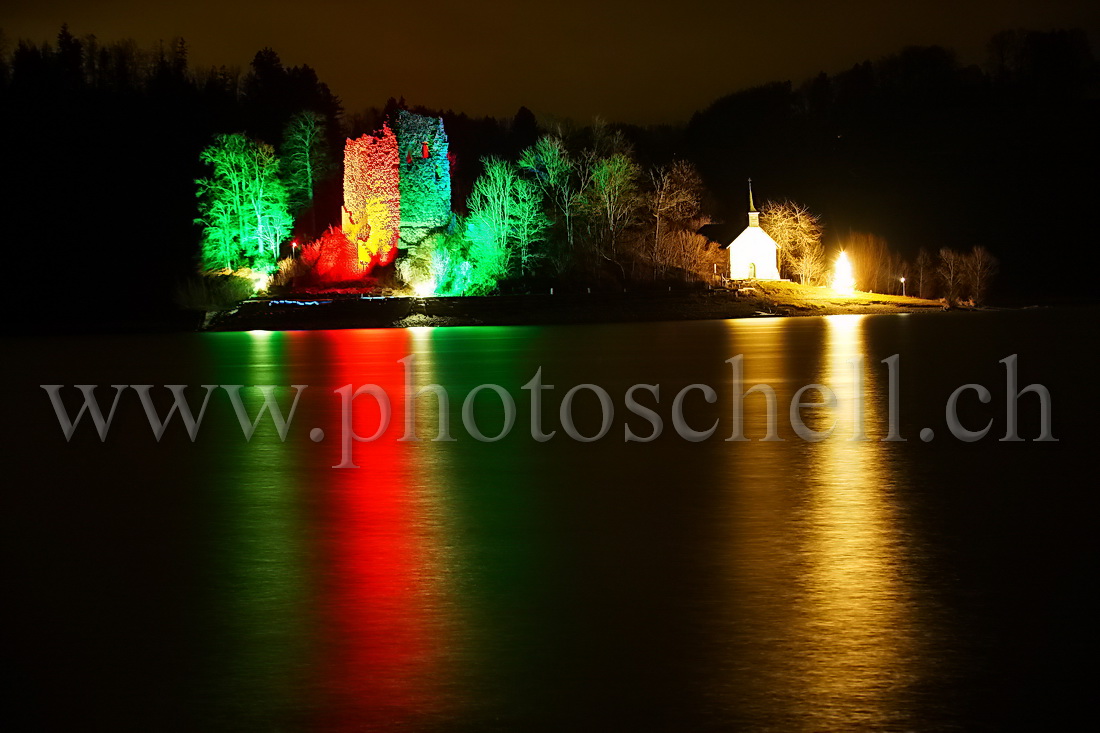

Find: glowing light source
413;278;438;297
250;270;272;293
832;250;856;294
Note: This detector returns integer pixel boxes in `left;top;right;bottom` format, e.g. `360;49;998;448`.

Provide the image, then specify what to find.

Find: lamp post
900;276;906;297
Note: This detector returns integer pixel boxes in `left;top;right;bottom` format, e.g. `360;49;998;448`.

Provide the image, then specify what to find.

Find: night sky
5;0;1098;123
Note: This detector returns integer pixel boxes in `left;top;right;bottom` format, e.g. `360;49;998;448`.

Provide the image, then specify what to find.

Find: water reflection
413;326;555;726
716;320;808;726
199;331;313;727
15;312;1085;728
312;329;459;730
798;315;926;727
715;316;928;729
195;320;941;729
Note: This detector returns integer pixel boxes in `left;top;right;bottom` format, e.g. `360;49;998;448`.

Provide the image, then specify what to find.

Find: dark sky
4;0;1098;123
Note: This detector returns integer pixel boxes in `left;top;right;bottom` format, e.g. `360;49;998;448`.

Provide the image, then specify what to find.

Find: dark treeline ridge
1;25;1097;331
684;32;1099;303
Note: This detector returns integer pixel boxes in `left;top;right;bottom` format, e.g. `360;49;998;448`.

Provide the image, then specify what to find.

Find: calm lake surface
5;309;1096;730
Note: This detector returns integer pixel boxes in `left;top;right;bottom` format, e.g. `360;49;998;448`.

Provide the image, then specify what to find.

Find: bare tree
916;248;934;299
518;135;581;250
884;250;905;294
796;241;828;286
511;177;550;276
280;110;331;237
760;200;824;284
196;133;293;272
587;116;632;157
649;215;718;280
964;245;998;305
938;247;964;305
466;157;551;284
845;231;891;292
647;161;703;278
579;152;642;272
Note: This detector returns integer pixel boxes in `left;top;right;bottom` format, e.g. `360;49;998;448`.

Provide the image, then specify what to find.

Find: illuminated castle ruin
341;111;451;270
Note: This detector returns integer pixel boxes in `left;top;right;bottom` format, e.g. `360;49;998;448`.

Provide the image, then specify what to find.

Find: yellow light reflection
795;314;925;727
717;316;930;728
717;319;806;716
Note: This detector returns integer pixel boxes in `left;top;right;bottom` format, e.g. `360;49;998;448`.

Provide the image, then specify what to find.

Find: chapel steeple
747;178;760;227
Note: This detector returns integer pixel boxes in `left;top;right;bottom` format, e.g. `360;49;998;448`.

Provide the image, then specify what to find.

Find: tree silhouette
647;161;704;278
915;248;934;299
937;248;965;305
964;246;998;305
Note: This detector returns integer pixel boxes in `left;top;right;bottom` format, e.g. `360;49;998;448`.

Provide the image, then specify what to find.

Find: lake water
5;309;1096;730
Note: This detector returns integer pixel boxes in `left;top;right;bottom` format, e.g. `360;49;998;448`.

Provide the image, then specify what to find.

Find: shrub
270;226;372;289
175;272;255;311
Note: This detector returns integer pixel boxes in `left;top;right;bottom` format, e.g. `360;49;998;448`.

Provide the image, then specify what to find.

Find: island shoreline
206;284;956;332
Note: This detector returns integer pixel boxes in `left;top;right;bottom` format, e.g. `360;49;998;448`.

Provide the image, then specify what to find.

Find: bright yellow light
832;250;856;294
412;278;437;297
249;271;271;293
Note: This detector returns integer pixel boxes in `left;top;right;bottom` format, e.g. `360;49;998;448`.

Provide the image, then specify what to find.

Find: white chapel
728;179;780;280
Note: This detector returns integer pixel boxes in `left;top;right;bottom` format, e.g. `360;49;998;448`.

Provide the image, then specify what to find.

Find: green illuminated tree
397;223;479;296
465;157;551;287
279;110;331;234
518;135;581;250
580;152;642;271
196;133;292;273
465;158;517;290
511;177;550;275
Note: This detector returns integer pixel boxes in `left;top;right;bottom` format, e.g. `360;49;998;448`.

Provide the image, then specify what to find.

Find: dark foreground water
4;310;1097;731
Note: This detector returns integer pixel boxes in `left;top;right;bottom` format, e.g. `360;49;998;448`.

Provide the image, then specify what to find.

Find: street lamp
900;276;906;297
